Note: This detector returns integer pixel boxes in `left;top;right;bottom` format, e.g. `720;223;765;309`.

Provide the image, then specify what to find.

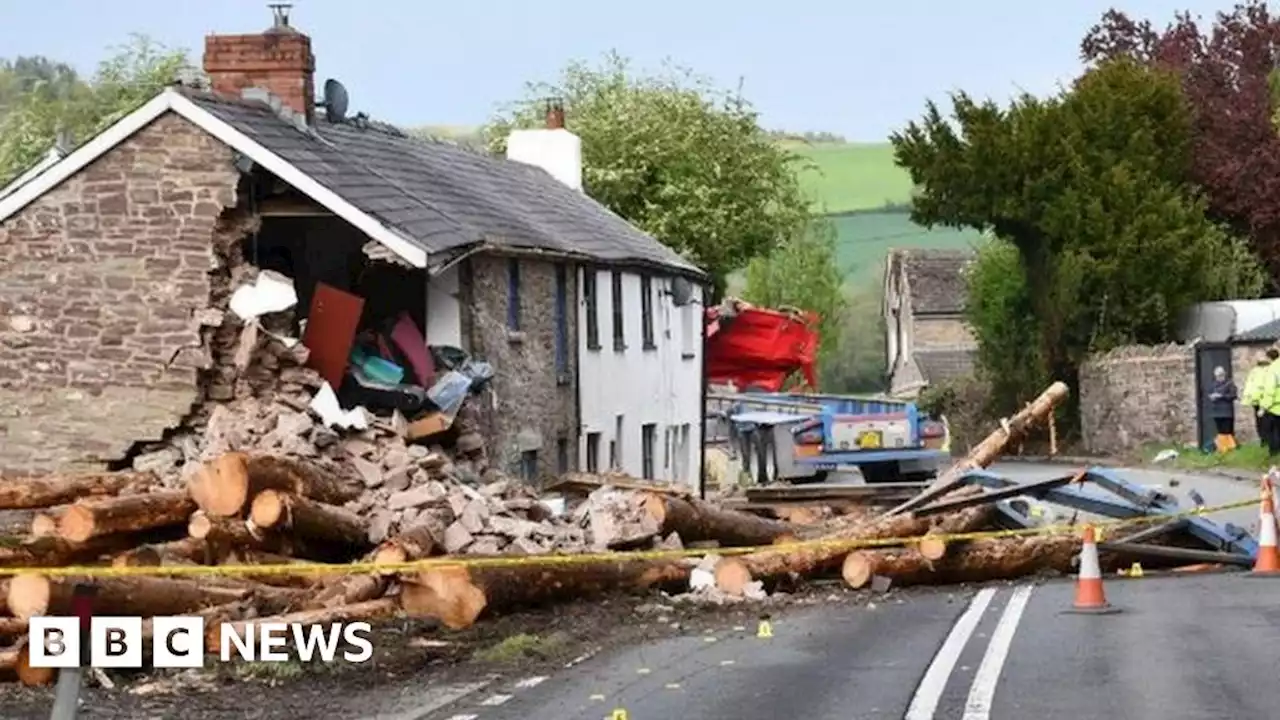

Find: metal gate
1194;343;1233;451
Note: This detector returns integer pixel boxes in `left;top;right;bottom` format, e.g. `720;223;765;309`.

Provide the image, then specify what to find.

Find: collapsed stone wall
0;113;242;475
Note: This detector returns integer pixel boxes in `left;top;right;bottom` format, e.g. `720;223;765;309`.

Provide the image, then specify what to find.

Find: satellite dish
319;78;349;123
671;277;694;306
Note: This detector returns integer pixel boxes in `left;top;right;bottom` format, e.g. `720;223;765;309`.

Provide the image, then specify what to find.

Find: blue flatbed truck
713;390;951;485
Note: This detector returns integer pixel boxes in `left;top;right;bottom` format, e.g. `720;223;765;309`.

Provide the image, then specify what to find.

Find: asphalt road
415;574;1280;720
409;462;1273;720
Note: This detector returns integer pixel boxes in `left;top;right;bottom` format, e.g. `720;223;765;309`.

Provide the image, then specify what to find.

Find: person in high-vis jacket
1259;348;1280;454
1244;355;1273;447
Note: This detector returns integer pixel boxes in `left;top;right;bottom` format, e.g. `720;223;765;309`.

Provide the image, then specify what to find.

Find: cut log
0;471;155;510
6;574;254;620
737;489;991;581
370;523;439;568
188;452;359;518
402;557;692;629
842;534;1082;590
306;523;441;611
15;640;53;687
30;508;66;537
0;617;26;639
917;534;948;562
0;534;147;569
228;550;334;589
251;491;369;550
112;537;212;568
208;597;399;655
0;643;14;675
643;493;795;547
59;490;195;543
713;557;752;596
885;381;1069;517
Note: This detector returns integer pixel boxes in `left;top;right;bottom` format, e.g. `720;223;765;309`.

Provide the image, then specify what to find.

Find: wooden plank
745;483;926;504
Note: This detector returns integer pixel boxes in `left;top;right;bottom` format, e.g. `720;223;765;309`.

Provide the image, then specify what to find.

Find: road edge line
961;584;1034;720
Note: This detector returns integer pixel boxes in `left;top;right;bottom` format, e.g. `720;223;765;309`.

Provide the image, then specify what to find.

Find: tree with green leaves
0;35;188;184
892;58;1264;414
485;52;812;297
741;219;848;382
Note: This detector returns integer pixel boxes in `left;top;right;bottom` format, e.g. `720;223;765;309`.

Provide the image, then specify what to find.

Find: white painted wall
577;268;704;488
425;264;462;348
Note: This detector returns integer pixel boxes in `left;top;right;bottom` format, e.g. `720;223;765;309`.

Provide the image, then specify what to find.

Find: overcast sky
0;0;1233;141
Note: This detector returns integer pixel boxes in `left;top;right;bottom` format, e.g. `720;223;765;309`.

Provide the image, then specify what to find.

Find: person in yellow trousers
1243;355;1273;448
1208;366;1239;453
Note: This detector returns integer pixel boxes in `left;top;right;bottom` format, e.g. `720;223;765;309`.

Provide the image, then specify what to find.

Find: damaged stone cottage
0;8;709;501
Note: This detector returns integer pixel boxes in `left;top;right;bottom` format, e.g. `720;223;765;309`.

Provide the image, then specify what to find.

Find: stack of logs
0;382;1076;687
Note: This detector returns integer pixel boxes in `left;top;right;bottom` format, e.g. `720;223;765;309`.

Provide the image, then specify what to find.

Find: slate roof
896;248;974;315
1232;317;1280;343
915;349;976;384
180;89;703;277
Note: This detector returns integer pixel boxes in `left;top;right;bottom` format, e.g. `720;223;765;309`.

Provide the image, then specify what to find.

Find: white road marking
962;584;1034;720
479;693;512;706
443;715;478;720
904;587;997;720
374;679;492;720
514;675;547;688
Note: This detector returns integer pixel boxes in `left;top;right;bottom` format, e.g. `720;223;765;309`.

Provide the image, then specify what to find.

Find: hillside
831;211;985;284
783;141;914;215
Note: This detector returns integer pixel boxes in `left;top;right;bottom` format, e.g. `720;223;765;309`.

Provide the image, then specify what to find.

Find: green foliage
742;219;847;370
819;282;887;393
785;142;915;214
892;58;1266;415
0;56;82;115
484;52;811;296
0;35;189;185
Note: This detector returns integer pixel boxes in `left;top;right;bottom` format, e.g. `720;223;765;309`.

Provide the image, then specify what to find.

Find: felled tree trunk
30;507;66;537
643;493;796;546
208;597;398;655
842;534;1082;590
14;640;53;687
736;492;992;581
0;471;155;510
371;524;438;567
112;538;213;568
306;524;441;611
0;617;26;639
0;534;146;569
885;382;1069;517
251;491;369;550
228;550;333;589
401;557;692;629
58;490;195;543
187;452;359;518
7;574;257;620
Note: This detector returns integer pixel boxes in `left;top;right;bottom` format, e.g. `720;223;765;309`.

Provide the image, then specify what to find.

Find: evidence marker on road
1062;525;1122;615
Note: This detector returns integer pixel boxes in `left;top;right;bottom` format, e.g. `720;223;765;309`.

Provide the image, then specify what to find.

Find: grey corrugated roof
896;248;974;315
181;89;703;277
1232;317;1280;343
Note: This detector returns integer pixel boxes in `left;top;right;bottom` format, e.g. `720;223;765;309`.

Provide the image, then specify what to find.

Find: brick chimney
203;4;316;124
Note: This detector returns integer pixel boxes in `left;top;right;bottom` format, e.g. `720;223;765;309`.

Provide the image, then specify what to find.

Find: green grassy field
831;211;985;283
784;141;915;215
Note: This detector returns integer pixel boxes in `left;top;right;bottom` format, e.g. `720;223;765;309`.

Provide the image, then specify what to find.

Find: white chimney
506;99;583;191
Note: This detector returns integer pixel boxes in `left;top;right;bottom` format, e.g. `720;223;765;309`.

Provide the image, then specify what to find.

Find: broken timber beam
1097;541;1253;568
911;471;1085;518
884;381;1070;517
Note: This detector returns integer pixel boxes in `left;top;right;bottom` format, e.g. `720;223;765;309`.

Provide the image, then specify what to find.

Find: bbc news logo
28;617;374;668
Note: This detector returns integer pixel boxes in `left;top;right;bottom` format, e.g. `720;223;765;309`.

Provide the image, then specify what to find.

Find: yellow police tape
0;497;1260;580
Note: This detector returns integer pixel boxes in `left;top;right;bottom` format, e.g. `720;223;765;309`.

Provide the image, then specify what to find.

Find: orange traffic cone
1251;479;1280;576
1065;525;1120;614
